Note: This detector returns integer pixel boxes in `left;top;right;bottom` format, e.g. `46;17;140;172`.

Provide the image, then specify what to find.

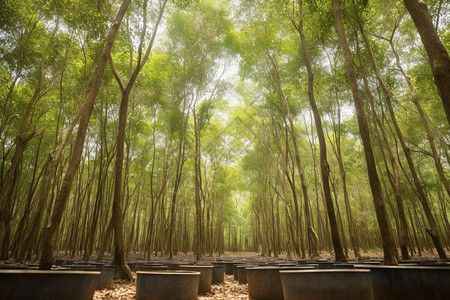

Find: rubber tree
108;0;167;280
332;0;398;265
290;0;347;262
39;0;131;270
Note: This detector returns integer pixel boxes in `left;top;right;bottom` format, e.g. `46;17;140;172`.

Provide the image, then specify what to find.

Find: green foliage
1;0;449;258
174;0;200;9
0;0;20;30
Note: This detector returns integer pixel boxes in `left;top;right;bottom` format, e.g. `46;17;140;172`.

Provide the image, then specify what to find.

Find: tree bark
351;30;409;260
110;81;135;281
332;0;398;265
274;122;301;257
193;109;204;260
294;0;346;262
328;96;361;259
168;119;187;259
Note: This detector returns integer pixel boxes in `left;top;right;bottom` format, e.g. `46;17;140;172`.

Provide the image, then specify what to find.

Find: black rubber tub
136;265;169;272
73;262;106;268
246;266;316;300
136;270;200;300
222;261;234;275
211;261;228;273
65;265;114;289
0;265;28;270
313;261;335;269
280;269;373;300
162;261;182;270
333;261;382;269
354;265;450;300
178;265;213;294
0;269;100;300
54;259;74;266
95;267;114;290
236;264;254;284
233;262;246;280
211;264;225;284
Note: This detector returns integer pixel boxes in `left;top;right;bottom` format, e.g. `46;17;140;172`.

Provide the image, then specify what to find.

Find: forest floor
91;250;447;300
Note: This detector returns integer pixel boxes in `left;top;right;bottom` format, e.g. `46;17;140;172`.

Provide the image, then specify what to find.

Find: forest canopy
0;0;449;277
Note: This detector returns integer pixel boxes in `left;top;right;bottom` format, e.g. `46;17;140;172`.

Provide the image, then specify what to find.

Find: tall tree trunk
0;137;24;260
11;134;45;260
111;82;134;279
286;153;302;256
167;95;188;258
217;197;225;255
437;190;450;245
108;0;166;279
403;0;450;124
351;31;410;260
274;122;300;257
294;0;346;261
193;109;204;260
356;15;447;260
332;0;398;265
328;96;361;259
20;155;53;260
258;40;316;258
38;0;130;270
